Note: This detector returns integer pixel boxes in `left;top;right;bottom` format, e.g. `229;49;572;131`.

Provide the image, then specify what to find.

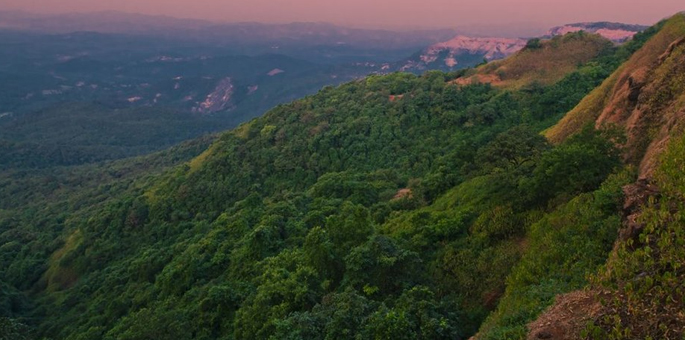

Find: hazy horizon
1;0;683;30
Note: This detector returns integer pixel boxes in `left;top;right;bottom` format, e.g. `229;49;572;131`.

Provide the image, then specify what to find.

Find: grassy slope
475;169;632;339
454;33;613;89
588;132;685;339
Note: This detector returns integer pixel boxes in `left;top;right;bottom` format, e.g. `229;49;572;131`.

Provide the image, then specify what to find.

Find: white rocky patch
268;69;285;76
445;57;458;68
546;24;640;42
50;72;67;80
404;36;527;71
196;78;236;113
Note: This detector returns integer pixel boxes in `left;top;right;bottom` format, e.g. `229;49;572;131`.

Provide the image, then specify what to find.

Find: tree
475;125;549;173
343;235;420;295
526;126;621;204
525;38;543;50
326;202;374;253
0;318;31;340
364;287;463;340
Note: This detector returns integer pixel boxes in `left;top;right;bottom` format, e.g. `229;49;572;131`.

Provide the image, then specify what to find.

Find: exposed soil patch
392;188;413;199
453;74;503;86
389;94;404;102
527;290;606;340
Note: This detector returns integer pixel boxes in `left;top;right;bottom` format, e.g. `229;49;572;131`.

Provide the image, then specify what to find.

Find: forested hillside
0;104;223;170
1;14;684;340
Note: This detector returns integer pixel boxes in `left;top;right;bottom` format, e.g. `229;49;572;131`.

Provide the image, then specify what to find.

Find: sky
1;0;683;29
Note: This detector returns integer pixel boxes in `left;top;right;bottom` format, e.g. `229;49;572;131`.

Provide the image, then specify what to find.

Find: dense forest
1;14;684;340
0;103;226;170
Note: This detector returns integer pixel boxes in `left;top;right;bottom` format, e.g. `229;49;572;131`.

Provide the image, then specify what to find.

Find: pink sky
1;0;683;29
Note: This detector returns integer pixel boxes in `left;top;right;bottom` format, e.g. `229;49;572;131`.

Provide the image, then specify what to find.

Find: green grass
477;169;632;339
586;132;685;339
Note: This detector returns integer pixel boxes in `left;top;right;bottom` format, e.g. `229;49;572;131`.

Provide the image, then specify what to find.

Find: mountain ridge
477;13;685;339
546;22;648;42
546;13;685;178
398;21;646;73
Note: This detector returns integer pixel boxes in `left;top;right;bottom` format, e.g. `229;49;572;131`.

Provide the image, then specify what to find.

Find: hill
0;17;649;171
474;13;685;339
453;32;614;88
503;13;685;340
546;14;685;178
1;13;684;340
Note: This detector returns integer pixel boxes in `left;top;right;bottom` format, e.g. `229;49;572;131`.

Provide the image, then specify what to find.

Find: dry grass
526;290;606;340
233;121;253;140
187;141;221;173
546;14;685;146
453;33;612;89
43;229;83;292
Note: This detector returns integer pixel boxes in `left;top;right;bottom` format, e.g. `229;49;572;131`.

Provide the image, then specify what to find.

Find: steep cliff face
546;14;685;179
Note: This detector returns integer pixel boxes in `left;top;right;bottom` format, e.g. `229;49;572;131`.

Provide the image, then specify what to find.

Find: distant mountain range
0;11;457;56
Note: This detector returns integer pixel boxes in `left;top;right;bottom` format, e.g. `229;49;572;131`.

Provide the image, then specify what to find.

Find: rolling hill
452;31;614;88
